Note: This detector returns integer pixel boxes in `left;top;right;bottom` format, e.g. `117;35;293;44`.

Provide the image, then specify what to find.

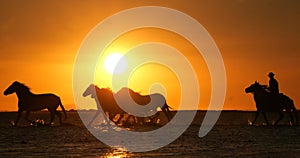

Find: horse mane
95;86;141;95
116;87;144;98
253;82;270;94
98;87;112;92
93;87;145;103
14;81;31;92
94;86;114;95
121;87;141;94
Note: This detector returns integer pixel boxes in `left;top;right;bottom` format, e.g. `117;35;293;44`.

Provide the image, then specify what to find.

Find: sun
104;53;128;74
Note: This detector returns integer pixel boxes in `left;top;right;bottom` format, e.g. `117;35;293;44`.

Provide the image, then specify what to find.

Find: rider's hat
268;72;275;77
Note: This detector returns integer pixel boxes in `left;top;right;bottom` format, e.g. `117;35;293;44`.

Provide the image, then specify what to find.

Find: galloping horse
245;81;298;126
82;84;172;126
115;87;172;120
4;81;67;126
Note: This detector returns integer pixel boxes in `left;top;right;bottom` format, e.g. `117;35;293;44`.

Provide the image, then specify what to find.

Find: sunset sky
0;0;299;111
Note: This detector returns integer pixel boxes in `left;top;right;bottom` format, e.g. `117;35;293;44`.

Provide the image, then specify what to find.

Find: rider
268;72;279;95
267;72;282;106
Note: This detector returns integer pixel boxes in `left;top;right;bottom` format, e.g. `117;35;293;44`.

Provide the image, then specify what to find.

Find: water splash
247;119;252;126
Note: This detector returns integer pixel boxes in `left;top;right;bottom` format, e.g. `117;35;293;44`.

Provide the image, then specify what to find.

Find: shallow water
0;111;299;157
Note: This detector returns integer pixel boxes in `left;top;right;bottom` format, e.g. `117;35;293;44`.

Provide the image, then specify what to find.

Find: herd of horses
82;84;172;126
3;81;299;127
3;81;172;127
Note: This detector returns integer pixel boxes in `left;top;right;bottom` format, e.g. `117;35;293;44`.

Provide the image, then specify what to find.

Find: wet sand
0;111;299;157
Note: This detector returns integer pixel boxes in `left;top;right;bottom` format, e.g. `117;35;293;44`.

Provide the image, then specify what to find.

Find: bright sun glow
104;53;127;74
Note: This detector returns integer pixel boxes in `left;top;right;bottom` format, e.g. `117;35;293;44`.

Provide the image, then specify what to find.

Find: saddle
262;86;282;101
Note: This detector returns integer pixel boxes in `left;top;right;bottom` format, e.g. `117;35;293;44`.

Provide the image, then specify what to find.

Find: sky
0;0;299;111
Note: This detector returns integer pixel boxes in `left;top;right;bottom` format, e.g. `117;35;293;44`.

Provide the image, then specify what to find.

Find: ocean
0;111;299;157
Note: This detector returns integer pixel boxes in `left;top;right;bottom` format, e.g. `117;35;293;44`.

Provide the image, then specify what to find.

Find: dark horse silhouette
3;81;67;126
245;81;298;126
82;84;172;126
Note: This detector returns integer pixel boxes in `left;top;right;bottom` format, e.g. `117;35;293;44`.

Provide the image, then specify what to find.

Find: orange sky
0;0;300;111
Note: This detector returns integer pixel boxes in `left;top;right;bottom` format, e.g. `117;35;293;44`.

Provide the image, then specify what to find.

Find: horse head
245;81;260;94
82;84;97;98
4;81;25;95
245;81;268;94
83;84;113;99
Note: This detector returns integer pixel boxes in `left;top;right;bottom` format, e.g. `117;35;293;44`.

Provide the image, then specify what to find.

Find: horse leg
293;109;299;126
286;109;295;126
251;111;259;126
14;109;23;126
130;115;139;126
54;110;62;124
274;111;283;126
122;115;130;126
49;110;55;125
285;98;298;126
109;113;115;122
123;115;132;125
150;113;159;124
161;108;170;121
88;110;100;126
165;104;172;119
25;111;32;123
262;111;269;126
133;116;141;126
291;105;299;126
110;113;119;124
135;116;143;126
116;114;124;125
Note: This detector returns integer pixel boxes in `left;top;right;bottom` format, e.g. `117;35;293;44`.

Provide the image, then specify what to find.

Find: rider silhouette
268;72;279;95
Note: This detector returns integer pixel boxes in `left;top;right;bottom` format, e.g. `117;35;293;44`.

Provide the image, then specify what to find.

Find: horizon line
0;109;269;112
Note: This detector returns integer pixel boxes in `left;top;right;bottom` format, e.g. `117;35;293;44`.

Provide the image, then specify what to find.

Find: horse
82;84;172;126
245;81;298;126
3;81;67;126
83;85;128;125
115;87;172;124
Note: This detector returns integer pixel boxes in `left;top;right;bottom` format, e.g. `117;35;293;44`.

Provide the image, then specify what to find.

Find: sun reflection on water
102;147;132;158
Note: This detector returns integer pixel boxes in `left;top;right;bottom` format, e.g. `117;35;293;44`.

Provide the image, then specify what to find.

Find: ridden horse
245;81;298;126
82;84;172;126
3;81;67;126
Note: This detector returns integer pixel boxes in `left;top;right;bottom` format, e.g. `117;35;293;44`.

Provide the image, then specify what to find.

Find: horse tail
166;104;173;110
163;102;172;120
59;99;67;120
